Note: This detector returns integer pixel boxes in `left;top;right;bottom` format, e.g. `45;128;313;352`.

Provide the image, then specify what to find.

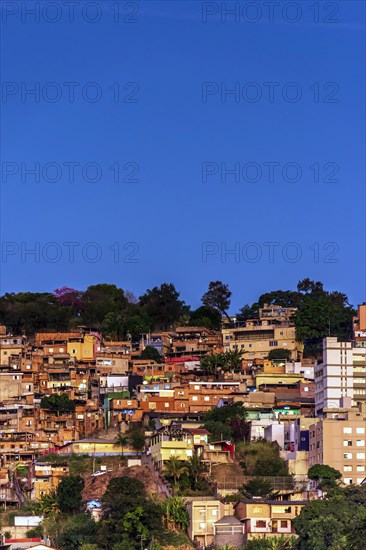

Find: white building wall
315;338;354;414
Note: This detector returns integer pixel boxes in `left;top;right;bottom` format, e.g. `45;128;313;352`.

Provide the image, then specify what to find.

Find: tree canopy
294;485;366;549
0;279;355;359
56;475;84;515
201;281;232;319
40;394;75;413
203;402;250;443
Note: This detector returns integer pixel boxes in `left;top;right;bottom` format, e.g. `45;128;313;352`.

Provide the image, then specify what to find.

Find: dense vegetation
18;473;192;550
0;278;355;357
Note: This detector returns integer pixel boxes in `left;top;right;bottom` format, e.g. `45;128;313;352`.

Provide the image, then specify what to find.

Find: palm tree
186;454;207;489
162;456;188;490
114;433;128;458
200;352;227;379
221;349;245;373
38;490;60;516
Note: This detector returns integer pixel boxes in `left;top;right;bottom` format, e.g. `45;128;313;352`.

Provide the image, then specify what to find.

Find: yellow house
222;305;303;361
33;462;69;499
149;432;194;470
187;498;232;547
67;334;97;361
0;334;25;365
255;373;305;389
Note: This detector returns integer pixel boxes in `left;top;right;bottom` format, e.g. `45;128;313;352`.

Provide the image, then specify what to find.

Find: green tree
294;278;355;357
238;439;288;476
268;348;292;361
188;306;222;329
241;477;276;499
293;486;366;550
100;476;162;549
82;284;127;326
140;345;162;363
221;349;245;373
0;291;74;334
201;281;232;320
139;283;186;330
162;457;188;489
161;496;189;531
38;490;59;516
57;514;97;550
186;454;207;490
128;426;145;456
26;525;43;538
203;402;250;443
56;475;84;515
200;351;227;379
258;290;302;308
236;302;260;321
114;433;129;458
40;393;75;413
308;464;342;491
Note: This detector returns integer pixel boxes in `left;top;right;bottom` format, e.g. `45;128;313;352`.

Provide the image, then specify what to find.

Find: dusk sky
1;0;365;312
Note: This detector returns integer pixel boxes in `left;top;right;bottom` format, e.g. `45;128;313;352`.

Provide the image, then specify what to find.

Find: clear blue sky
1;1;365;312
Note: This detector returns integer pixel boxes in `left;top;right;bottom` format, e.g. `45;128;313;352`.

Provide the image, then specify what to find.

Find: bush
26;525;43;538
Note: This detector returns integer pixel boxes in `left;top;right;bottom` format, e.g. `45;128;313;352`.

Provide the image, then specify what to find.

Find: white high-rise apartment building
315;337;366;415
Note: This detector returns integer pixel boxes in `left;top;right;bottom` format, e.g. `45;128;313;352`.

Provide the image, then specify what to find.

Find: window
255;520;267;528
192;396;198;401
356;427;365;434
357;466;365;472
344;466;352;472
199;523;206;530
280;520;288;528
194;385;200;390
269;340;278;347
344;478;353;485
164;402;169;408
212;509;218;516
49;348;53;353
344;453;352;459
356;440;365;447
204;396;210;401
199;509;206;515
356;453;365;459
343;427;352;434
344;440;352;447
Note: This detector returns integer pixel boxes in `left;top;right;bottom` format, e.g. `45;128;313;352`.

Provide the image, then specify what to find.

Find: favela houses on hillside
0;282;365;549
